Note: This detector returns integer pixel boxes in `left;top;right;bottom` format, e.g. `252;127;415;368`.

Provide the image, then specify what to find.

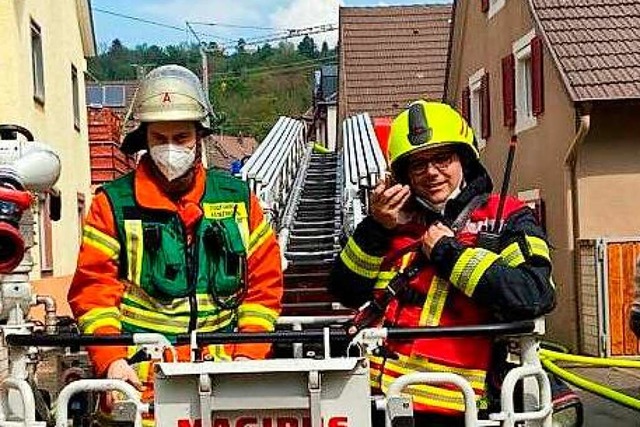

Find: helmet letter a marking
162;92;172;103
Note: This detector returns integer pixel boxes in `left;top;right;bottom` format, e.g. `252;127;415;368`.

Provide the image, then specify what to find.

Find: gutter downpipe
563;108;591;352
527;0;592;351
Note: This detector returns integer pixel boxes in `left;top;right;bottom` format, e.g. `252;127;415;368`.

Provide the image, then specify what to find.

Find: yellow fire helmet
121;65;214;154
387;100;479;182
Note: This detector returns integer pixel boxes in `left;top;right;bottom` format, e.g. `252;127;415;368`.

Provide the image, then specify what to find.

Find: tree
320;41;330;58
236;38;247;54
108;39;125;56
256;43;274;62
89;40;321;140
297;36;317;59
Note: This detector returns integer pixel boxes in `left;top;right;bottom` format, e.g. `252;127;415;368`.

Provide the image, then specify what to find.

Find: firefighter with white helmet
68;64;283;423
329;100;556;426
119;64;213;158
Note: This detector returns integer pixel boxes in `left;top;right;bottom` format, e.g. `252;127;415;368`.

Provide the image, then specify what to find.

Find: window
467;68;491;149
85;85;126;107
512;30;544;134
103;85;125;107
469;69;484;149
72;65;80;130
38;194;53;274
517;50;533;124
31;20;45;104
86;86;103;105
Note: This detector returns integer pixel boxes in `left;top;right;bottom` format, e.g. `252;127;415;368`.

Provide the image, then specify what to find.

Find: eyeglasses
408;152;456;173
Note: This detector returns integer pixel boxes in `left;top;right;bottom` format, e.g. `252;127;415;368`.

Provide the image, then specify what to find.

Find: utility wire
214;63;337;80
213;56;338;77
92;7;337;52
189;21;287;31
92;7;233;42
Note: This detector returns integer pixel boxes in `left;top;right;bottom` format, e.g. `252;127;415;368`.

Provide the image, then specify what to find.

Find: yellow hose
541;340;570;354
541;356;640;411
312;143;332;154
540;349;640;369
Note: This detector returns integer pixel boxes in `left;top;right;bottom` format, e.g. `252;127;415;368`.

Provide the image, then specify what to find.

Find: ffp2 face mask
149;144;196;182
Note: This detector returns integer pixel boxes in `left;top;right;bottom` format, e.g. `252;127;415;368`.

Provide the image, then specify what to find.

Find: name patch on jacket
203;202;247;220
459;219;497;235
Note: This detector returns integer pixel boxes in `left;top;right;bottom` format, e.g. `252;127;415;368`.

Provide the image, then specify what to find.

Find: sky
91;0;450;51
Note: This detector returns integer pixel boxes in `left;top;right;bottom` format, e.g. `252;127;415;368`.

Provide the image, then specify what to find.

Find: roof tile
204;135;258;172
532;0;640;100
340;4;452;118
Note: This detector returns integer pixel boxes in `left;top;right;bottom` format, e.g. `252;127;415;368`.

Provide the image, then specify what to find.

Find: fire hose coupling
33;295;57;334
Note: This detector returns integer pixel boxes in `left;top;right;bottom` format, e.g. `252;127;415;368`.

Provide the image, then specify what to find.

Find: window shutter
461;87;471;123
502;54;516;128
482;0;490;13
531;35;545;116
481;73;491;139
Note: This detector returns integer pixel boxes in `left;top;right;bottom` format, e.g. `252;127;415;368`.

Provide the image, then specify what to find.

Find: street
568;367;640;426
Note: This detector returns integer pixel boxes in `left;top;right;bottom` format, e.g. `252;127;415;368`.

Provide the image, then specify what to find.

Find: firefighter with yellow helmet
68;65;283;421
329;100;556;426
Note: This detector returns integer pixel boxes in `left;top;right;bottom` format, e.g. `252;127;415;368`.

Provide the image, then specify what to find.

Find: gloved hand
105;359;145;410
421;221;454;258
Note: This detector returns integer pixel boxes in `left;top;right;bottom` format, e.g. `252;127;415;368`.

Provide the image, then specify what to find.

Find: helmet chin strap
414;195;444;214
414;178;465;215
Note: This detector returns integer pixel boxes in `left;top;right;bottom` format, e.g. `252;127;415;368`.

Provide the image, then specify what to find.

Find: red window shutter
502;54;516;128
481;0;489;13
461;87;471;123
481;73;491;139
531;35;545;116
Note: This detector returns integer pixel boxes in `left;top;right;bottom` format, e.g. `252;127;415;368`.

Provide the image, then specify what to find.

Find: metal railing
241;116;306;226
275;141;314;269
341;113;387;234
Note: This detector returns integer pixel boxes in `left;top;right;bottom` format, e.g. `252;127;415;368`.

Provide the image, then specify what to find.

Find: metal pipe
323;327;331;359
34;295;56;334
6;321;537;347
563;114;591;167
386;373;478;427
291;322;303;359
0;421;43;427
564;112;591;352
55;379;148;427
498;365;552;427
277;316;352;326
0;378;36;425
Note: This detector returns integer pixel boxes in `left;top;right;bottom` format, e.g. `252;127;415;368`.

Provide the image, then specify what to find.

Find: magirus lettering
177;415;349;427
